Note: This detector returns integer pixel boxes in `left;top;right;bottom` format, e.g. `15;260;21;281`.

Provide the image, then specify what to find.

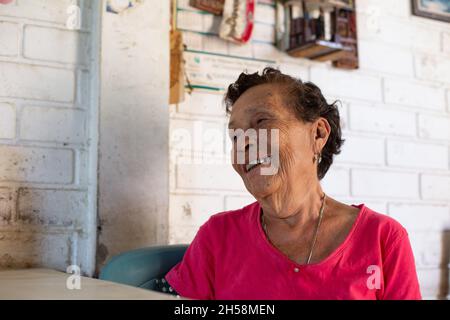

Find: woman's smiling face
228;83;320;202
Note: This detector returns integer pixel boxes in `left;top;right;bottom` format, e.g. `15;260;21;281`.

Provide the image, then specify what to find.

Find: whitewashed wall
0;0;170;276
169;0;450;299
0;0;99;275
96;0;170;272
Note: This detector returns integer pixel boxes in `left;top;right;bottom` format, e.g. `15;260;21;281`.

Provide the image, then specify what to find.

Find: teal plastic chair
99;244;188;292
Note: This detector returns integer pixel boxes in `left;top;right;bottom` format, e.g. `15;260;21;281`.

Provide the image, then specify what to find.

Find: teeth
245;156;271;172
260;156;271;164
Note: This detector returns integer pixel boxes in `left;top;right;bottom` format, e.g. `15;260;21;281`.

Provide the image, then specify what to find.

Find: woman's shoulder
198;201;259;237
359;204;409;247
362;205;407;232
207;201;259;225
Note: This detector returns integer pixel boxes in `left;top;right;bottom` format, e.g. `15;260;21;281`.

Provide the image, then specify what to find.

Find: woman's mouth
245;156;271;173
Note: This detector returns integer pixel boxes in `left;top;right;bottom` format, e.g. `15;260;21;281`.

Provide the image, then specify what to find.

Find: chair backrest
99;244;189;290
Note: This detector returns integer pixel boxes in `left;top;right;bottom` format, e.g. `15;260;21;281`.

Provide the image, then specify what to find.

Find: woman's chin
244;176;279;199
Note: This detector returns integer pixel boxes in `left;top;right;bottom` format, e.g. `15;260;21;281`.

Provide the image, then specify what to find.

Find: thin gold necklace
261;193;327;265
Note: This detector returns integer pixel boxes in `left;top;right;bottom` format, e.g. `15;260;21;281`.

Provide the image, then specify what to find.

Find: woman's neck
258;182;326;232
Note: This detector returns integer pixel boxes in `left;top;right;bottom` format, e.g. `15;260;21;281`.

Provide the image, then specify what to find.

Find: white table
0;268;183;300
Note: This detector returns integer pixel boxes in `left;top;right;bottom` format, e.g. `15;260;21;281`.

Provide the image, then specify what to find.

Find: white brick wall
383;78;446;111
0;21;19;56
310;66;382;102
23;25;90;65
421;174;450;201
19;106;85;143
0;145;74;183
348;103;416;136
17;188;87;227
351;169;419;199
0;0;99;275
0;61;75;102
169;0;450;299
0;103;16;139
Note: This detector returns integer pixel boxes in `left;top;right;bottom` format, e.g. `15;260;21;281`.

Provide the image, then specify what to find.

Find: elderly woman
165;68;421;300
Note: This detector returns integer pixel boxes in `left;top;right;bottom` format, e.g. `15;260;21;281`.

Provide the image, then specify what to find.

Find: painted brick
176;162;245;191
357;0;410;19
443;32;450;54
176;0;191;10
23;25;89;65
417;268;446;299
203;34;228;55
388;203;450;232
0;102;16;139
20;107;85;143
0;145;74;184
170;118;224;156
0;62;75;102
224;195;256;210
383;78;445;111
351;169;419;198
169;224;199;244
447;90;450;112
170;193;222;227
255;4;275;25
0;188;12;225
277;62;309;80
358;40;414;76
414;53;450;84
17;188;87;227
387;140;448;169
183;31;203;51
252;23;275;43
349;103;416;136
358;15;441;53
421;174;450;201
320;167;350;196
335;135;385;165
2;0;77;26
0;21;19;56
228;42;253;58
176;91;226;117
252;42;281;61
409;232;445;267
418;114;450;141
177;10;203;32
310;66;382;101
0;231;73;271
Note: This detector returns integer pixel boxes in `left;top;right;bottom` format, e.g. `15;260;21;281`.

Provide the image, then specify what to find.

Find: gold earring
314;153;322;164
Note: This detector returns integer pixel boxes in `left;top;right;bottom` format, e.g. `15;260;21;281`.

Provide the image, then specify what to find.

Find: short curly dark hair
224;67;344;180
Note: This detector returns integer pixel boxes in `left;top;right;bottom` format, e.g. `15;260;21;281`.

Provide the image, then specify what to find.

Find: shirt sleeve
165;221;215;300
380;230;422;300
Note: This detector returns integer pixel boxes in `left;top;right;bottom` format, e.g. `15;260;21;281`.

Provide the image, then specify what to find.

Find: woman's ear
314;118;331;152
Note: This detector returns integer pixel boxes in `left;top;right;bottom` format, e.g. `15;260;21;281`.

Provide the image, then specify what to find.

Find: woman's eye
257;119;268;125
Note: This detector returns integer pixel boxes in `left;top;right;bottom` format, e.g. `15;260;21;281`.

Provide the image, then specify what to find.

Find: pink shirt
165;202;421;300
